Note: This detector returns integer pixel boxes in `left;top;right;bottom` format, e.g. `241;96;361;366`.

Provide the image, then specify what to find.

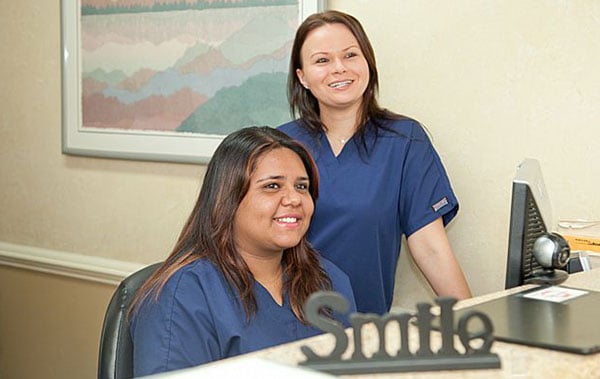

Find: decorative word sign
300;291;501;375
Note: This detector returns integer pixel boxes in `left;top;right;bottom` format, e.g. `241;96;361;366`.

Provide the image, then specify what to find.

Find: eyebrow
256;175;309;183
308;45;359;59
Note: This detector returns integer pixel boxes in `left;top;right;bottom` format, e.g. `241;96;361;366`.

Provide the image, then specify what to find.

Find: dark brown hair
130;126;331;322
288;10;404;149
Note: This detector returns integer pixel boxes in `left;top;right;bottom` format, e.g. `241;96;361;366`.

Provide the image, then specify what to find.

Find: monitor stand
524;269;569;286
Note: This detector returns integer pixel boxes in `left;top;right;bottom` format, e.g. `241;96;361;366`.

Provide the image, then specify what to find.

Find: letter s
301;291;349;361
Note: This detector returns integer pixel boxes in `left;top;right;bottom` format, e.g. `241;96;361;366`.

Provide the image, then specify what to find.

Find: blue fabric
130;258;355;376
278;118;459;315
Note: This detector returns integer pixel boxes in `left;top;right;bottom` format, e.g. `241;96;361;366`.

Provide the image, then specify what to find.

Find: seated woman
129;126;356;376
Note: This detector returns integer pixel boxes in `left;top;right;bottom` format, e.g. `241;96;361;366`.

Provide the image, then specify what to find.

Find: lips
274;217;299;224
329;79;353;89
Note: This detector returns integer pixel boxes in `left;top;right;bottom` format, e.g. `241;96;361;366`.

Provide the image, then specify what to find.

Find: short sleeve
399;124;459;237
130;269;221;376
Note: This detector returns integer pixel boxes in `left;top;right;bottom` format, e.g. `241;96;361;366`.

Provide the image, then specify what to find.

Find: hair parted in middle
288;10;404;151
130;126;331;323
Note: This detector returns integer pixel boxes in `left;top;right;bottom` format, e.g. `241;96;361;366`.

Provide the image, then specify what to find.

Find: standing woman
279;10;471;315
129;126;356;376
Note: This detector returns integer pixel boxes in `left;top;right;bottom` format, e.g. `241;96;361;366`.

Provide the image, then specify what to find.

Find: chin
277;238;303;251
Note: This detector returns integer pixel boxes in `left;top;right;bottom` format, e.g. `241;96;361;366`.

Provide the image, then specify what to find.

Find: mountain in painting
81;4;296;133
178;72;289;134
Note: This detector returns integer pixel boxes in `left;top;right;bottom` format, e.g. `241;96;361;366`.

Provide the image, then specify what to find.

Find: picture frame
61;0;326;164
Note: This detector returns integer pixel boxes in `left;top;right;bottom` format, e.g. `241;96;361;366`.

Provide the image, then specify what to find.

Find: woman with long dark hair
129;126;355;376
279;10;471;315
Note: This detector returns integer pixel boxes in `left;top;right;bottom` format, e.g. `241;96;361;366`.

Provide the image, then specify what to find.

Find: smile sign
300;292;501;374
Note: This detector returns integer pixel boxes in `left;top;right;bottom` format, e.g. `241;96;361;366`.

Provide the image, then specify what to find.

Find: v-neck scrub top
130;258;355;377
279;118;459;315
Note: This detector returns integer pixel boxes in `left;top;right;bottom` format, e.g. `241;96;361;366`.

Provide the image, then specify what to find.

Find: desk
148;270;600;379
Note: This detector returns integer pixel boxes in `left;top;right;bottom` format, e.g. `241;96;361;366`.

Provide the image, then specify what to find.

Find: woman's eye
315;57;328;64
296;183;309;191
346;51;358;58
265;183;280;189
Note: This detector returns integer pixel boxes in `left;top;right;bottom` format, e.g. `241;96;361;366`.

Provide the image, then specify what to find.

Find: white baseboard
0;241;146;285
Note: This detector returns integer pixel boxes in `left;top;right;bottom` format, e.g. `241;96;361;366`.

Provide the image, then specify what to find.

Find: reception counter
147;269;600;378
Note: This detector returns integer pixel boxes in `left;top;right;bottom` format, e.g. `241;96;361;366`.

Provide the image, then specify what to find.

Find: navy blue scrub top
130;258;356;376
279;118;459;315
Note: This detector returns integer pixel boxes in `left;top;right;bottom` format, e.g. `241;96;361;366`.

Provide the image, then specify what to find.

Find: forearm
415;249;472;299
407;218;472;300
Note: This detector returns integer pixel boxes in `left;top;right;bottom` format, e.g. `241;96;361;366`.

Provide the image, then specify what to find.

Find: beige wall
1;0;600;376
1;2;206;265
332;0;600;307
0;265;115;378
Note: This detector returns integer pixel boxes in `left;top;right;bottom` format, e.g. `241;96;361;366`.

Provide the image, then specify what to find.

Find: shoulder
130;259;219;336
133;259;230;327
278;120;321;154
278;120;313;140
374;117;429;141
130;258;231;375
161;259;223;300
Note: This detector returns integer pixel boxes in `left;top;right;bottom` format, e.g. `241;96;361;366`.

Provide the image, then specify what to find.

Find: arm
131;272;221;376
406;217;472;299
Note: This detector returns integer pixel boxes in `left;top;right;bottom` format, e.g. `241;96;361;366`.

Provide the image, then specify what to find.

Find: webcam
533;232;570;269
527;232;570;285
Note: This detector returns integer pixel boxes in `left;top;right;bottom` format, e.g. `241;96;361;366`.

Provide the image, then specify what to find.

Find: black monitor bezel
505;159;552;289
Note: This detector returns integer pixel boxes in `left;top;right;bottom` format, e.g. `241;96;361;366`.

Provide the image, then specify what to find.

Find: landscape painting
62;0;316;163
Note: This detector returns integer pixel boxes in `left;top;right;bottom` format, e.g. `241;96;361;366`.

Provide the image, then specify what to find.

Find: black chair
98;262;162;379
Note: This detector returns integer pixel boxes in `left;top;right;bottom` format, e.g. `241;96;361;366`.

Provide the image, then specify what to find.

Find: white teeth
276;217;298;223
329;80;352;88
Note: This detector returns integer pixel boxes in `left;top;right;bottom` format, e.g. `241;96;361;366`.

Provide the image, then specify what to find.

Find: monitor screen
505;158;555;289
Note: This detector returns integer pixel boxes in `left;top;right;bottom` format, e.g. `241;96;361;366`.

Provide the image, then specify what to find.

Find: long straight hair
130;126;331;322
288;10;405;152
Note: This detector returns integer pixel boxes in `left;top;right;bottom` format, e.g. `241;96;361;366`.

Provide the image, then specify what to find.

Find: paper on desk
556;222;600;253
523;286;588;303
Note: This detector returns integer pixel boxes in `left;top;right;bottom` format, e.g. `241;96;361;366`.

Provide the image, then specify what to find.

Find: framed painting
61;0;326;164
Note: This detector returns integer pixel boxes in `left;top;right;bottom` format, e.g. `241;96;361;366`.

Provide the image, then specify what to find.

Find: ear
296;68;309;89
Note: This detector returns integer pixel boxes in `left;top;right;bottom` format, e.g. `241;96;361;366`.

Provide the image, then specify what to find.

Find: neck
320;105;360;136
240;251;284;305
321;108;360;156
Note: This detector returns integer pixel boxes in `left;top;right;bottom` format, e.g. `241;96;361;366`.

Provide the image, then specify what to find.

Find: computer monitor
505;158;567;289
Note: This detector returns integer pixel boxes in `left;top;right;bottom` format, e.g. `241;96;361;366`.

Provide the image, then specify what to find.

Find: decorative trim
0;241;146;285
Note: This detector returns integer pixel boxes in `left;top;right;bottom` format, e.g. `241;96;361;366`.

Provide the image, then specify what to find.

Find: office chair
98;262;162;379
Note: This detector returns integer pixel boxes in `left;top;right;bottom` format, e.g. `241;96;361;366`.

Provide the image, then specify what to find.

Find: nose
282;189;302;206
332;58;347;74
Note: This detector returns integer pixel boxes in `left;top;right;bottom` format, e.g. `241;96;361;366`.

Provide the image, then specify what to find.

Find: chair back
98;263;162;379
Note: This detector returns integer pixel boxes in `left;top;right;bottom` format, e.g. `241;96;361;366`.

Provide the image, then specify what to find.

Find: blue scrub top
130;257;355;377
279;118;459;315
